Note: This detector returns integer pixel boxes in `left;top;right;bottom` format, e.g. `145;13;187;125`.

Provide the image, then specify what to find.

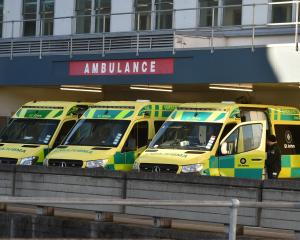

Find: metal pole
136;12;140;56
211;7;215;54
295;0;299;51
10;21;14;60
251;4;256;52
229;199;240;240
39;18;43;59
70;16;74;58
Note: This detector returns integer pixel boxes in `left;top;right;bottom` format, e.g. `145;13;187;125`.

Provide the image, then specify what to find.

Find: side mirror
220;142;229;155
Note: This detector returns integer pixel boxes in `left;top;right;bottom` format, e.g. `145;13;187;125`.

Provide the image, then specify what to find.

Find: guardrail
0;1;300;58
1;197;300;240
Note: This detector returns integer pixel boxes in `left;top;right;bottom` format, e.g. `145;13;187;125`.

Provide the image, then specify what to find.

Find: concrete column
110;0;134;32
153;217;172;228
36;206;54;216
0;203;7;211
242;0;269;26
3;0;22;38
174;0;198;29
54;0;75;35
95;212;113;222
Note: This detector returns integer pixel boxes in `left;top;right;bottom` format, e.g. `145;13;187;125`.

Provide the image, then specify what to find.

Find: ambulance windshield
0;119;59;145
149;121;223;150
63;119;130;147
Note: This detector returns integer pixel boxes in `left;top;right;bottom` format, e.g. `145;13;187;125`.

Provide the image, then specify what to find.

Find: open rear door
217;121;267;180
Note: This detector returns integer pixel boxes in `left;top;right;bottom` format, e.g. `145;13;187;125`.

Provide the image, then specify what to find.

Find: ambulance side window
123;121;149;152
154;121;165;133
54;120;76;148
220;123;237;141
220;123;263;155
274;124;300;154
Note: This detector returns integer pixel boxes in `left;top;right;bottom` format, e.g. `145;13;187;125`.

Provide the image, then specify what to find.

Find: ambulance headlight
86;159;108;168
132;161;140;171
20;156;38;165
181;164;203;173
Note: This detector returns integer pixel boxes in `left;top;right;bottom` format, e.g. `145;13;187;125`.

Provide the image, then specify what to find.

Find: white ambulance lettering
117;62;122;73
133;62;139;73
150;61;156;73
92;63;99;74
84;63;90;74
101;63;107;73
109;63;115;73
142;62;147;72
125;62;130;73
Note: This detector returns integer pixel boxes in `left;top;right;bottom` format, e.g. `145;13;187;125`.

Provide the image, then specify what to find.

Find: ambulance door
217;121;266;179
117;121;149;171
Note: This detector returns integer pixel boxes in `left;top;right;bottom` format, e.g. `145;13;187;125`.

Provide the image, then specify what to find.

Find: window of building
95;0;111;32
23;0;54;36
155;0;173;30
23;0;38;36
0;0;3;38
199;0;219;27
76;0;111;34
76;0;92;34
135;0;152;30
222;0;242;26
199;0;241;27
271;0;293;23
40;0;54;35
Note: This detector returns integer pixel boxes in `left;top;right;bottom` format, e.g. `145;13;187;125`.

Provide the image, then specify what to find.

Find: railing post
136;13;140;56
211;7;215;54
251;4;256;52
295;0;299;51
228;199;240;240
70;16;74;58
10;21;14;60
39;18;43;59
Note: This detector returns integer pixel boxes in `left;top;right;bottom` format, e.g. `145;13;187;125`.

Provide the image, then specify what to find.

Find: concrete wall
125;172;261;226
261;181;300;231
242;0;269;26
0;166;300;231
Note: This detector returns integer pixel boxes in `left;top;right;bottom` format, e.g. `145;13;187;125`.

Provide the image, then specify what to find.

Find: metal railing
0;1;299;58
0;197;300;240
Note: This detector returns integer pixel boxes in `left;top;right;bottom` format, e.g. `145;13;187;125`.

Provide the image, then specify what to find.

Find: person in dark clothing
265;135;281;179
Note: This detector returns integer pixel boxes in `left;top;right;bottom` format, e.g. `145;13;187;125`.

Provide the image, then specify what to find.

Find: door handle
252;158;263;161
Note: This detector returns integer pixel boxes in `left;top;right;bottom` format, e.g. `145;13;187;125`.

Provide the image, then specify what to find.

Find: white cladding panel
111;0;134;32
54;0;75;35
174;0;197;29
242;0;268;25
3;0;23;38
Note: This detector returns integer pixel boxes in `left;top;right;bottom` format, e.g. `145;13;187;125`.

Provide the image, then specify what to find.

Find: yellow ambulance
0;101;91;165
44;101;178;170
134;103;300;179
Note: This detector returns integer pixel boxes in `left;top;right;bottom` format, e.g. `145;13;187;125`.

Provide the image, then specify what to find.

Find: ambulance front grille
0;157;18;164
48;159;83;168
140;163;178;173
